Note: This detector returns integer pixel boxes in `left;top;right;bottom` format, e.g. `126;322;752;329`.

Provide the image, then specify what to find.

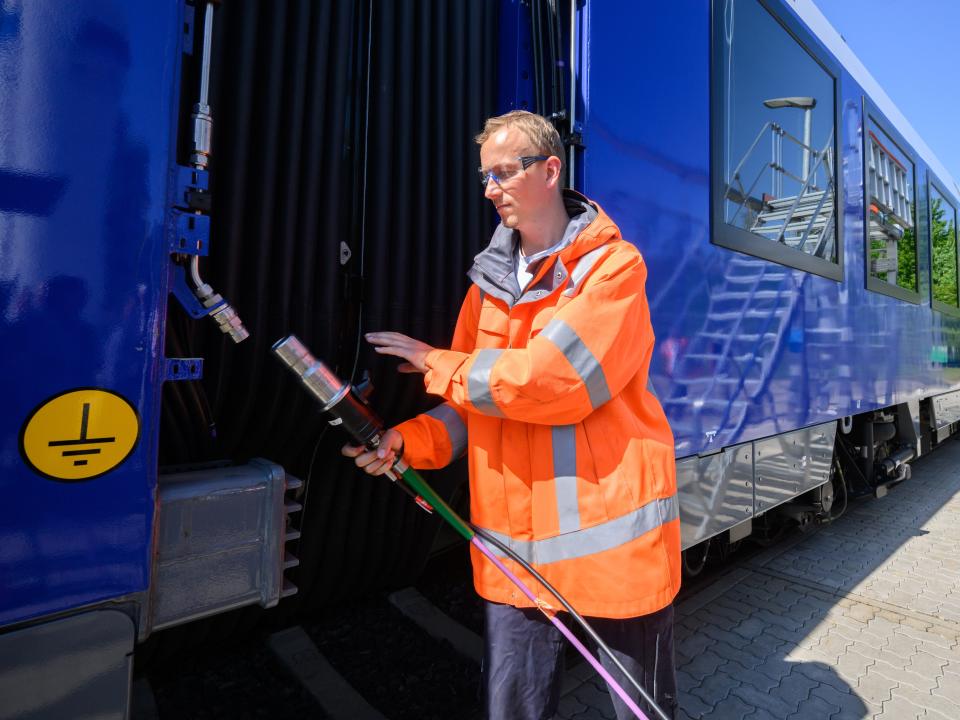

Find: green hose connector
394;461;474;541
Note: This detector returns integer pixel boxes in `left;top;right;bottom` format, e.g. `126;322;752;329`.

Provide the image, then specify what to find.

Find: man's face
479;127;554;229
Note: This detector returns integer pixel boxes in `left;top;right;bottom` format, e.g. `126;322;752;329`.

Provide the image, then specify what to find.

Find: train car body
1;0;959;716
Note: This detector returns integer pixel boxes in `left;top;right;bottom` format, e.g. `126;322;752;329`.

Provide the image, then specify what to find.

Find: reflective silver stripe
468;349;505;417
564;246;608;295
477;494;679;565
540;319;611;408
426;403;467;460
552;425;580;533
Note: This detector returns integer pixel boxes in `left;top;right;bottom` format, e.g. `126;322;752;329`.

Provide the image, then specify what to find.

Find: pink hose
470;536;649;720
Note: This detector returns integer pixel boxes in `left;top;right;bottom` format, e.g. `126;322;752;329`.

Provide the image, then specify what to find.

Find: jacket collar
468;190;616;306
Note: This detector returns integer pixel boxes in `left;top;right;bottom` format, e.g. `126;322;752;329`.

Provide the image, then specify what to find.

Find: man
343;110;680;719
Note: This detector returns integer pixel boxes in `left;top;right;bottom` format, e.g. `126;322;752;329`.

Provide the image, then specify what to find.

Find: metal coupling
272;336;348;409
196;285;248;343
191;103;213;169
208;301;249;344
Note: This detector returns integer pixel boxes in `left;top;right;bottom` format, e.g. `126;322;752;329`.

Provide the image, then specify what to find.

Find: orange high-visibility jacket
396;191;680;619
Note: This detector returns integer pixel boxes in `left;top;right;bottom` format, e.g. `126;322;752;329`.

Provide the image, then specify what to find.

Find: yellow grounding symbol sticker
20;388;140;482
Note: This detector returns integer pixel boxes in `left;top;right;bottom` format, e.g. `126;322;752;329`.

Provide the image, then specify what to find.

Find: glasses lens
478;169;494;187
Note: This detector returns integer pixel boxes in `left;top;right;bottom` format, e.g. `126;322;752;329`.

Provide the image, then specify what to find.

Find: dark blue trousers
481;601;677;720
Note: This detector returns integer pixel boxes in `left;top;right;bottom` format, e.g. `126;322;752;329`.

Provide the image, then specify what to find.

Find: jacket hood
468;189;617;306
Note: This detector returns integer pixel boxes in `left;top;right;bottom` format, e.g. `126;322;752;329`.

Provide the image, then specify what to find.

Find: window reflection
931;186;959;308
721;0;837;263
866;122;917;293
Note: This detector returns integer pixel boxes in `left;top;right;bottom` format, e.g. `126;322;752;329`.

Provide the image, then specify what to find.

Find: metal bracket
182;2;195;55
169;209;210;256
165;357;204;381
174;164;210;212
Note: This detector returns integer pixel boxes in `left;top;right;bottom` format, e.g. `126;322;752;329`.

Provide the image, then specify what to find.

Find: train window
711;0;842;281
929;178;959;313
863;102;920;303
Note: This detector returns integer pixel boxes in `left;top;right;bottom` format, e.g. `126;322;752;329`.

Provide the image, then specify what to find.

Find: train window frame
862;97;922;305
710;0;844;281
928;173;960;318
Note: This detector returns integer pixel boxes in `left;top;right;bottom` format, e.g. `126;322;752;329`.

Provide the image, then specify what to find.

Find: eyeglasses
477;155;549;187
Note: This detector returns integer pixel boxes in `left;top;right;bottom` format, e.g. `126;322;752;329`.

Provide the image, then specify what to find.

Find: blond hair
475;110;565;170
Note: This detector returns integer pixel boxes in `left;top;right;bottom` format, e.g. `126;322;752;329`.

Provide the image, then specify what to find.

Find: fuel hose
272;335;669;720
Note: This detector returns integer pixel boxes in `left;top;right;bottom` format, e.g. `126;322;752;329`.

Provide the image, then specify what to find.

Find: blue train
1;0;958;715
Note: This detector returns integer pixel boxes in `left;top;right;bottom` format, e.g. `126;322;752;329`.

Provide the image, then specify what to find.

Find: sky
814;0;960;191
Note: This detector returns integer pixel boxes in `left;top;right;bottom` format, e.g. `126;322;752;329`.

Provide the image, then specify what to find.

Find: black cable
836;434;873;494
469;524;671;720
530;0;546;115
545;0;559;117
829;456;849;521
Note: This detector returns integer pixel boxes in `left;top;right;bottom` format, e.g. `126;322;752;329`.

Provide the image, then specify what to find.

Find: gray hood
468;190;599;306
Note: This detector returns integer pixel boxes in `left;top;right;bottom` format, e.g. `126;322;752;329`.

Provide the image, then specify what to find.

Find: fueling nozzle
272;335;385;448
272;335;433;511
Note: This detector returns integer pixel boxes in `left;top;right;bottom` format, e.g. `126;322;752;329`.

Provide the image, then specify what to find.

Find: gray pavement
557;437;960;720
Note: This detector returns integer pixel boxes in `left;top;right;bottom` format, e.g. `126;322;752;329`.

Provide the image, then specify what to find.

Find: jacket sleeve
393;285;480;469
423;247;652;425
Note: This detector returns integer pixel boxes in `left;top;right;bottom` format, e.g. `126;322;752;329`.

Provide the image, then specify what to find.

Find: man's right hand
341;428;404;476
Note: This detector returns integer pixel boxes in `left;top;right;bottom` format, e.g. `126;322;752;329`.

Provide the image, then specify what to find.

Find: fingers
341;443;363;458
341;430;404;476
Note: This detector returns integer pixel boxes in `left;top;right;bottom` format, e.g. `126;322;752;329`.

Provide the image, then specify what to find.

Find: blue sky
814;0;960;190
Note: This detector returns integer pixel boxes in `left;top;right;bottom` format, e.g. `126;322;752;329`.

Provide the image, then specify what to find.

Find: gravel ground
305;593;482;720
145;632;326;719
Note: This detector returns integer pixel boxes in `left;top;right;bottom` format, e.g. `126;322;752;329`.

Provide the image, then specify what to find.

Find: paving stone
812;682;874;719
932;671;960;705
857;664;898;705
889;683;960;720
728;683;795;717
568;682;615;718
732;619;769;642
702;692;754;720
775;669;818;710
698;624;751;651
846;604;877;623
879;661;940;697
690;668;738;706
884;633;922;657
751;608;807;633
678;630;718;658
684;650;727;683
676;670;700;694
786;690;840;719
556;694;587;718
834;651;874;688
814;631;854;661
751;656;795;684
677;690;713;719
880;694;924;719
743;709;780;720
790;660;853;694
717;660;778;694
710;641;764;672
907;647;952;680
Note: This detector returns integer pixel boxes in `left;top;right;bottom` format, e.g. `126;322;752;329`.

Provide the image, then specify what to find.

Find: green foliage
898;226;917;292
931;198;958;306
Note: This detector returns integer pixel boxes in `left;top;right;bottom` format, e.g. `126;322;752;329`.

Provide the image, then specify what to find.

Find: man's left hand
366;332;435;374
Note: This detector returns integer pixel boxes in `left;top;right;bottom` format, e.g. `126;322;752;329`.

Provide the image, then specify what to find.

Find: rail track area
134;438;960;720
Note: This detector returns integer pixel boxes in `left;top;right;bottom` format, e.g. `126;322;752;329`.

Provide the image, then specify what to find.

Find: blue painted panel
0;2;180;625
577;0;960;457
